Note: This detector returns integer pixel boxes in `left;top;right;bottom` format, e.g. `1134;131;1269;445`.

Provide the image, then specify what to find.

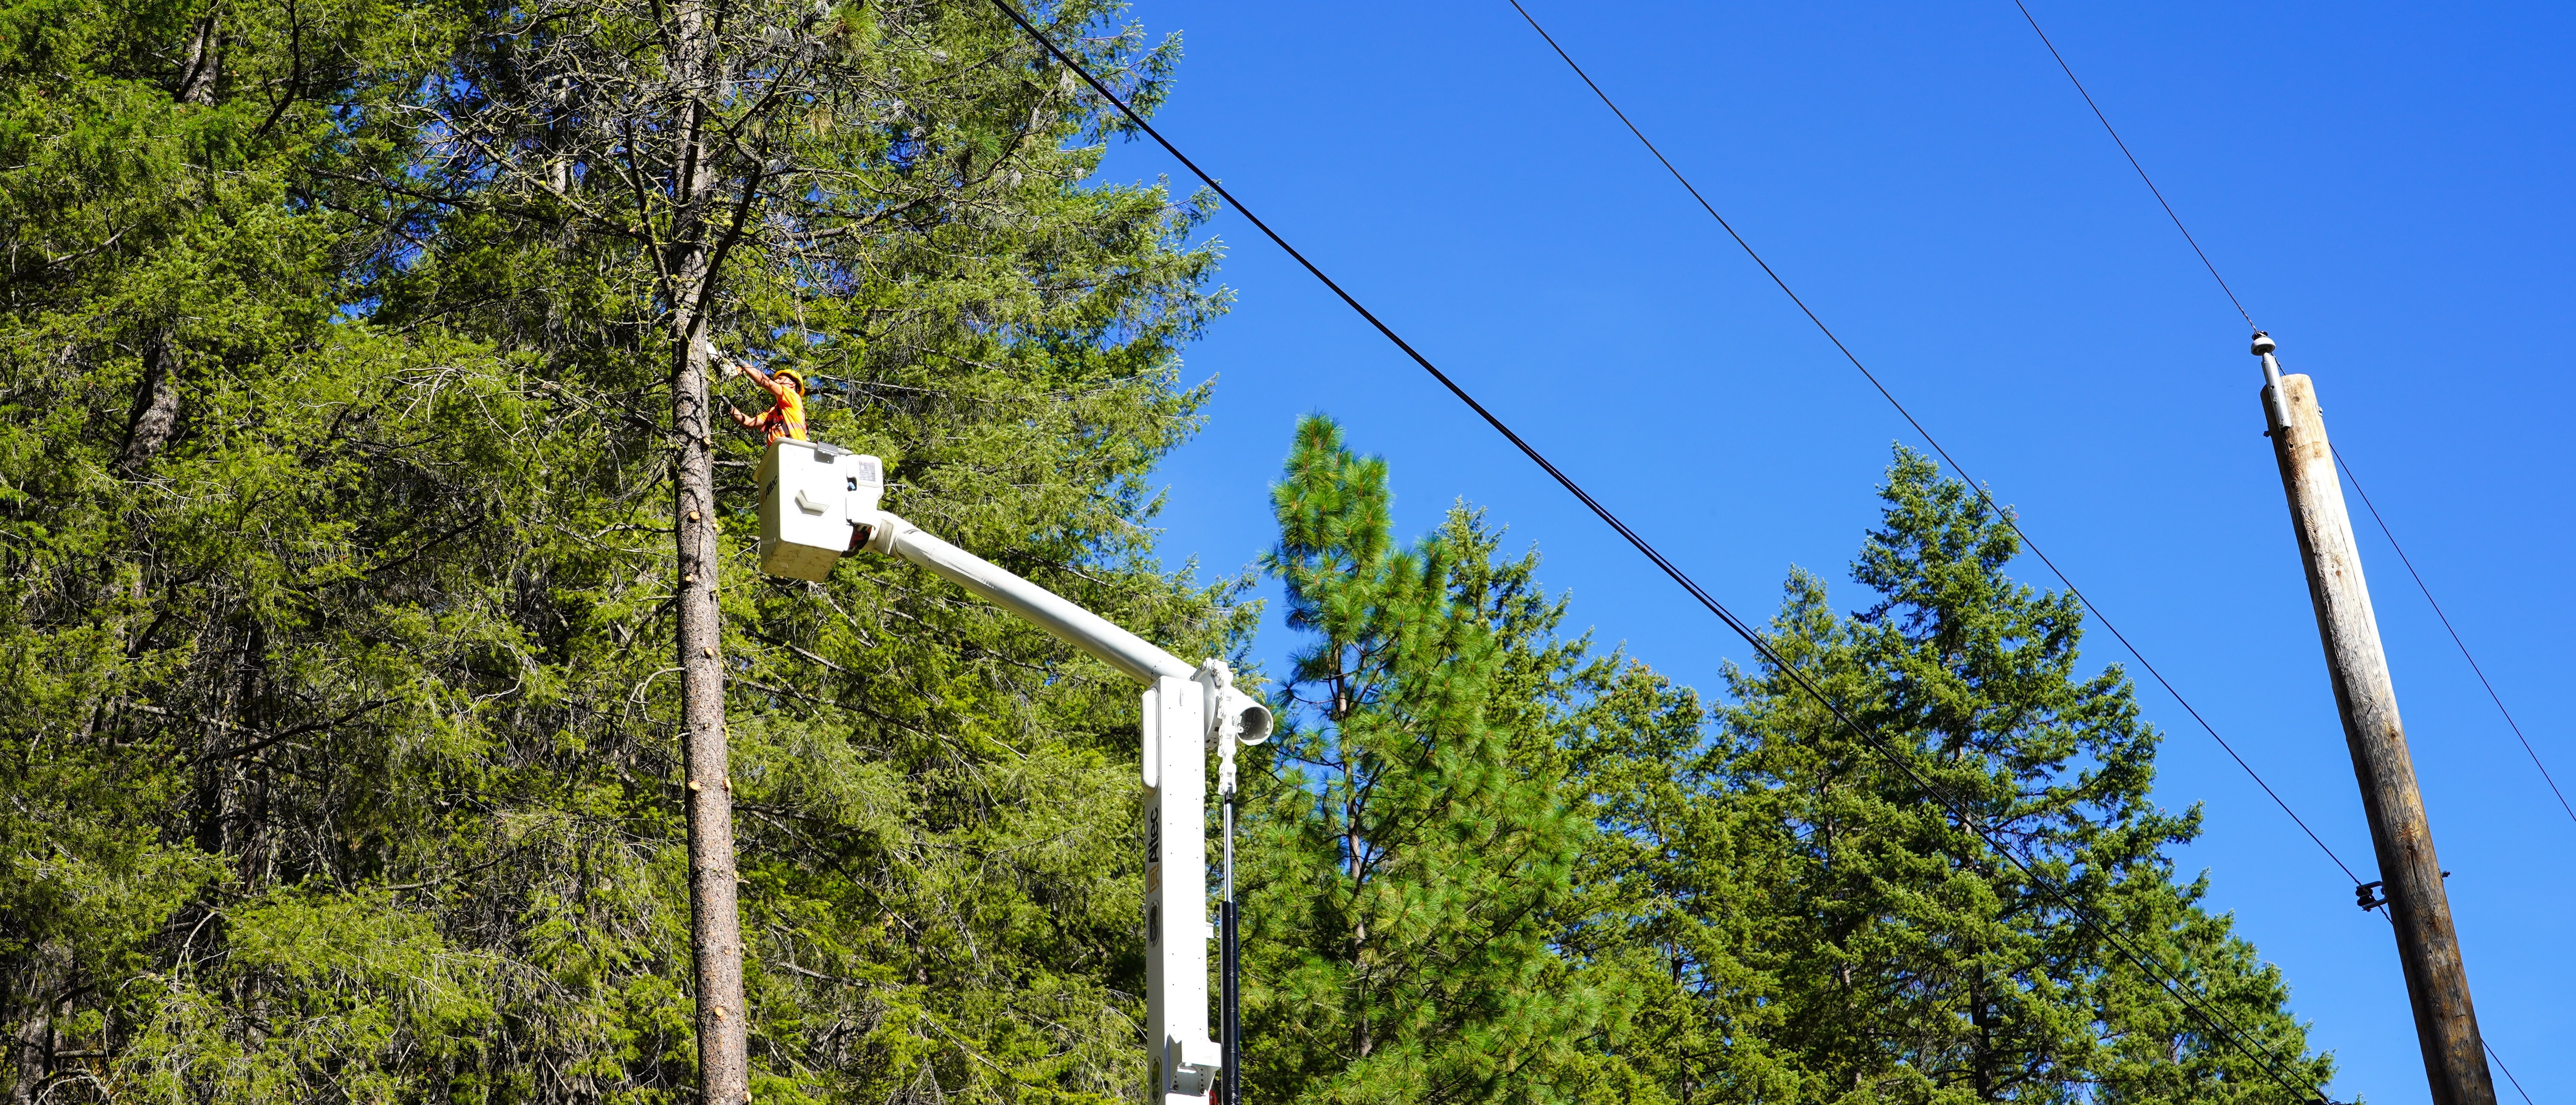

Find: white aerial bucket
756;440;882;581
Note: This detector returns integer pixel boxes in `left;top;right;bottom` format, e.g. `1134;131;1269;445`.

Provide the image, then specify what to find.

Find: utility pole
2254;333;2494;1105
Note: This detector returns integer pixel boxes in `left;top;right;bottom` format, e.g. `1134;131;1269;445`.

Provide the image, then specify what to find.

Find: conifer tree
1;1;1240;1100
1241;416;1600;1105
0;6;2354;1095
1698;448;2335;1104
0;0;458;1097
1553;659;1803;1105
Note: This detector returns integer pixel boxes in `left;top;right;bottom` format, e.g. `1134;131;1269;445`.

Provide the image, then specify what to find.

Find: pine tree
1553;657;1805;1105
1703;448;2336;1105
1241;416;1599;1105
1;1;1241;1100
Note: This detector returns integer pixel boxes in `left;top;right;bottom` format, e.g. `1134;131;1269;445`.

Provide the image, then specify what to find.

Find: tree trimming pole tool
756;441;1270;1102
2253;334;2495;1105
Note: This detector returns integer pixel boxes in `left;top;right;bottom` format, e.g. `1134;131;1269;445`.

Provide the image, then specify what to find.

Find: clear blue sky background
1091;2;2574;1101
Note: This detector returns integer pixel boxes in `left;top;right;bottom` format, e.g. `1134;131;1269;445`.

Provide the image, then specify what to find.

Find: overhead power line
989;4;2337;1102
2009;3;2573;835
2006;0;2256;332
2001;3;2547;1092
1497;0;2364;887
2484;1039;2537;1105
2333;446;2576;824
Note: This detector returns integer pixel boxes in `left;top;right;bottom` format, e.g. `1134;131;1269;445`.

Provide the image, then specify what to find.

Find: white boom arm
858;513;1195;684
758;445;1266;1102
861;510;1267;1102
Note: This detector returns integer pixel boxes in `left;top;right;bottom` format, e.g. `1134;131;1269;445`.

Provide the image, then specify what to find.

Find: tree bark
174;10;220;105
674;295;746;1105
664;0;748;1097
1345;795;1370;1060
119;335;182;474
6;944;67;1105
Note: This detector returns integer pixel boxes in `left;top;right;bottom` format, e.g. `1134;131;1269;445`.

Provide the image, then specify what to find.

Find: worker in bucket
723;356;808;444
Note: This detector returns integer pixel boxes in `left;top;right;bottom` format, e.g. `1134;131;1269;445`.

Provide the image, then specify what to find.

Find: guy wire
2484;1039;2537;1105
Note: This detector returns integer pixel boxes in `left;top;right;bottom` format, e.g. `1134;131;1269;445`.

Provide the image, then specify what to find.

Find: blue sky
1094;1;2574;1101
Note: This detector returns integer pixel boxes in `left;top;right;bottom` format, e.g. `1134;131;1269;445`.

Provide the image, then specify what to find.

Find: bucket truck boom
758;443;1267;1102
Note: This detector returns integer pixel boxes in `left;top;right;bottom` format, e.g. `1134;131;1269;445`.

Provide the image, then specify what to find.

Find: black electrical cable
987;5;2336;1101
1500;0;2365;889
2333;446;2576;825
2009;1;2574;847
2002;6;2549;1087
2007;0;2256;332
2485;1039;2537;1105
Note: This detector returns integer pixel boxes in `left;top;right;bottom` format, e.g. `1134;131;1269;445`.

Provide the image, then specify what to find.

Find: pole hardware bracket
2355;881;2387;911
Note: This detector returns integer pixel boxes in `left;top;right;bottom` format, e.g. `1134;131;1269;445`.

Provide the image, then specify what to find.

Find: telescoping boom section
756;442;1270;1102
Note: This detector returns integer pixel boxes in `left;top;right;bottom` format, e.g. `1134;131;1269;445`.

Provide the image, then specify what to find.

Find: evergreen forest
1;0;2336;1101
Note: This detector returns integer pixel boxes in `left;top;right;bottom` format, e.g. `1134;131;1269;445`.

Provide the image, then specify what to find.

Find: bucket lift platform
752;440;1265;1101
756;439;881;582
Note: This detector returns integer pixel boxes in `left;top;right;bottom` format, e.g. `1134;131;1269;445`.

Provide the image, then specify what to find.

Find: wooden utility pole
2255;333;2493;1105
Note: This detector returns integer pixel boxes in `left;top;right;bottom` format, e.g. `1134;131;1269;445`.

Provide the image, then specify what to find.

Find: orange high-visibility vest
757;388;807;445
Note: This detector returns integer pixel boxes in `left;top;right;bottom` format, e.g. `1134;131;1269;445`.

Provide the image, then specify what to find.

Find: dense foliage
1233;430;2333;1105
0;0;2333;1102
5;0;1234;1100
1543;450;2334;1105
1240;418;1596;1104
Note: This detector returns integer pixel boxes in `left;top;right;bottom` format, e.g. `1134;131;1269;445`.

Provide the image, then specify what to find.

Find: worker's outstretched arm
725;403;762;432
732;358;789;402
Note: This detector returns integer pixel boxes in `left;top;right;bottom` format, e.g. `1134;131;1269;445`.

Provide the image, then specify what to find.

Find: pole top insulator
2250;332;2276;357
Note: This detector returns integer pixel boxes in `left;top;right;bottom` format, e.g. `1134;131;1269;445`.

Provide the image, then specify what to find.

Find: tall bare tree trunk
174;8;220;104
7;943;67;1105
119;335;182;474
664;0;748;1097
674;289;746;1105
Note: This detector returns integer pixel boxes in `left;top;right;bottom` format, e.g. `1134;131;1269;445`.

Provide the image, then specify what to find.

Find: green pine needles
1232;423;2333;1105
0;0;2333;1096
1242;416;1596;1105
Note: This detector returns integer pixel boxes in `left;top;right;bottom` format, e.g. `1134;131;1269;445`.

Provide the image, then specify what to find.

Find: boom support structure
762;444;1267;1102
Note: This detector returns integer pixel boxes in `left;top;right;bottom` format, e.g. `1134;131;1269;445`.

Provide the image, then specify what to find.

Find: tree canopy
0;3;2334;1101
